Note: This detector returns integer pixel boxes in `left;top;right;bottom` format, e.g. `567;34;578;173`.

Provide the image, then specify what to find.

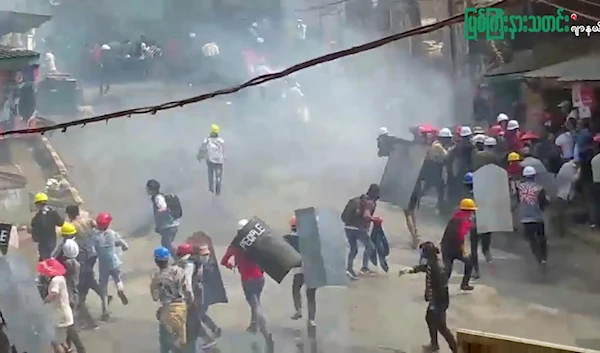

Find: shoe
246;324;258;334
212;327;222;339
421;344;440;352
411;236;420;249
118;290;129;305
100;313;110;321
200;339;217;349
346;270;358;280
472;270;480;279
290;311;302;320
307;320;316;327
360;268;375;275
460;284;474;291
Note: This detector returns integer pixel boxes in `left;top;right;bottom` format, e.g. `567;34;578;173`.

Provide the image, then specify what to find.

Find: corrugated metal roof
524;53;600;81
0;46;38;60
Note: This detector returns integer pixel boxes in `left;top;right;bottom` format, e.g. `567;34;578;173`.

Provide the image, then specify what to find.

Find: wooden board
457;329;600;353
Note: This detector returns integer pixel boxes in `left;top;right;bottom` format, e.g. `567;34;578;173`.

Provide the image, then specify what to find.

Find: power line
0;0;512;137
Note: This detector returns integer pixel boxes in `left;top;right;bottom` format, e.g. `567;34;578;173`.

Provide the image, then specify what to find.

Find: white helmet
459;126;472;137
472;134;486;144
506;120;520;131
484;137;497;146
497;113;509;123
256;37;264;44
379;127;389;136
522;166;536;177
438;127;452;138
237;219;249;231
63;238;79;259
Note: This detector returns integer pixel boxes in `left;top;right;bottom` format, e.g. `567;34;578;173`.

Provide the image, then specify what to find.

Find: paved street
39;82;600;352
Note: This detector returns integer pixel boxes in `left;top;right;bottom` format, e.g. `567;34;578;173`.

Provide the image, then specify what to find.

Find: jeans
523;222;547;263
241;277;270;339
206;161;223;195
158;227;178;258
98;267;123;315
344;228;374;272
469;230;491;272
442;251;472;287
292;273;317;320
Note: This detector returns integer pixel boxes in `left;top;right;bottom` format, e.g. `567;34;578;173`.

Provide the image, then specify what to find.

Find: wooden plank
457;329;600;353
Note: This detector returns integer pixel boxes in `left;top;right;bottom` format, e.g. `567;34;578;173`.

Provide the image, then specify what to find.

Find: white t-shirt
47;276;74;328
556;161;579;200
555;132;574;159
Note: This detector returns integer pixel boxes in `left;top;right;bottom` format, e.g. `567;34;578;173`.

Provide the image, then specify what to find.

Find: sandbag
231;216;301;283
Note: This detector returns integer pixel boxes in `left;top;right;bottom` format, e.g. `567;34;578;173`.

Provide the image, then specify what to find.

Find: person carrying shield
421;127;452;215
440;198;476;291
399;242;457;353
175;244;217;351
92;212;129;320
151;246;192;353
197;124;225;195
517;166;549;268
221;220;274;351
462;173;492;279
284;216;317;327
191;244;222;339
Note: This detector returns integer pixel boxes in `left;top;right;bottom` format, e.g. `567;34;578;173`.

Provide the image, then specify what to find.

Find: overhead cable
0;0;512;137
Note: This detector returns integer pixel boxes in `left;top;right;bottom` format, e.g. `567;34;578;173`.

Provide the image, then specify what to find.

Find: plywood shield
295;207;347;289
473;164;513;233
231;216;302;283
0;253;54;353
186;232;228;306
379;142;428;209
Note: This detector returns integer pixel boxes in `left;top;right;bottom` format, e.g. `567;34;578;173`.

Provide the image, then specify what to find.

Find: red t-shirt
220;246;263;281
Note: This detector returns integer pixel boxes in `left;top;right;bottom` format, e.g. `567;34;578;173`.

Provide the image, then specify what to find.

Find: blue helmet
153;246;170;261
463;172;474;185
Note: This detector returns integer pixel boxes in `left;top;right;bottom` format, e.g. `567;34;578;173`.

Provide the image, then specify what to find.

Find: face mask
199;255;210;264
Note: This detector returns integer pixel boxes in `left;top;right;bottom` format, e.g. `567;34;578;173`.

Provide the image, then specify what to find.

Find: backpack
341;197;361;224
164;193;183;219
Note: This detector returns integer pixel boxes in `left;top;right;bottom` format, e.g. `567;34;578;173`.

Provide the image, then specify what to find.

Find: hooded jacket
440;210;472;255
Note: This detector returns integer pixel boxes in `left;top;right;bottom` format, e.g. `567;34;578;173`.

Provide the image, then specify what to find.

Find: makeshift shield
295;207;347;289
186;232;228;306
537;172;557;198
0;253;54;353
232;217;301;283
473;164;513;233
379;142;428;209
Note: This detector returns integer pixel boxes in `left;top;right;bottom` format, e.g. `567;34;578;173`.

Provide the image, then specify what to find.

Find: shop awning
0;11;51;37
524;53;600;81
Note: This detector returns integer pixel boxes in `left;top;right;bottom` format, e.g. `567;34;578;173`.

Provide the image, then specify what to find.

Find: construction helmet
237;219;249;231
484;137;497;146
176;243;193;257
60;222;77;236
472;126;485;135
63;239;80;259
522;166;536;177
379;127;389;136
438;127;452;138
211;124;220;134
459;198;477;211
487;125;504;137
507;152;521;162
506;120;520;131
463;172;473;185
34;192;48;203
154;246;170;261
96;212;113;230
497;113;509;123
472;134;486;144
289;216;297;227
459;126;472;137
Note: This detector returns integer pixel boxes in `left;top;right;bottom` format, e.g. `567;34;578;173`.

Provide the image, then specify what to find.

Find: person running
518;166;549;268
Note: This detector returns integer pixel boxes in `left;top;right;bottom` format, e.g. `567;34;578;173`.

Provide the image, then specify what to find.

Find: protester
422;129;450;214
462;172;492;279
192;244;222;339
146;179;180;258
197;124;225;195
496;113;509;132
31;192;64;260
555;116;576;162
518;166;549;268
554;159;580;237
221;220;274;351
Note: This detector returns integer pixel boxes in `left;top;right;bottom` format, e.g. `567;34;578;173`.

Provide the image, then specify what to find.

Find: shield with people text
295;207;347;289
232;216;301;283
473;164;513;233
0;253;54;353
379;142;428;210
186;231;228;306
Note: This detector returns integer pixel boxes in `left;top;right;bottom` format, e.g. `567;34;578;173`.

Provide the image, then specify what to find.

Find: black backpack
341;197;361;224
164;193;183;219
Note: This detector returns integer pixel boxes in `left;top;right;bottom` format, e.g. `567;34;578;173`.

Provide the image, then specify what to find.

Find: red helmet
96;212;112;230
487;125;504;137
176;243;193;257
520;131;539;141
289;216;297;227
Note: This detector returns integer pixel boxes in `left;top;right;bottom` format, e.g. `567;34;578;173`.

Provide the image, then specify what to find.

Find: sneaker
246;324;258;334
290;311;302;320
460;284;474;291
421;344;440;352
472;270;480;279
212;327;222;339
118;290;129;305
346;270;358;280
200;339;217;349
100;313;110;322
360;268;375;275
307;320;316;327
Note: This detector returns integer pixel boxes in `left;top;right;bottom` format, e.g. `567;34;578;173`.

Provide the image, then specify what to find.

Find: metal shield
186;232;228;306
379;142;428;209
232;216;302;283
473;164;513;233
0;253;54;353
295;207;347;289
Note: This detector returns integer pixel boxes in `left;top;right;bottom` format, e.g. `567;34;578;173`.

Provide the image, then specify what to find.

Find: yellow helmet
60;222;77;236
459;198;477;211
210;124;220;134
34;192;48;203
507;152;521;162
